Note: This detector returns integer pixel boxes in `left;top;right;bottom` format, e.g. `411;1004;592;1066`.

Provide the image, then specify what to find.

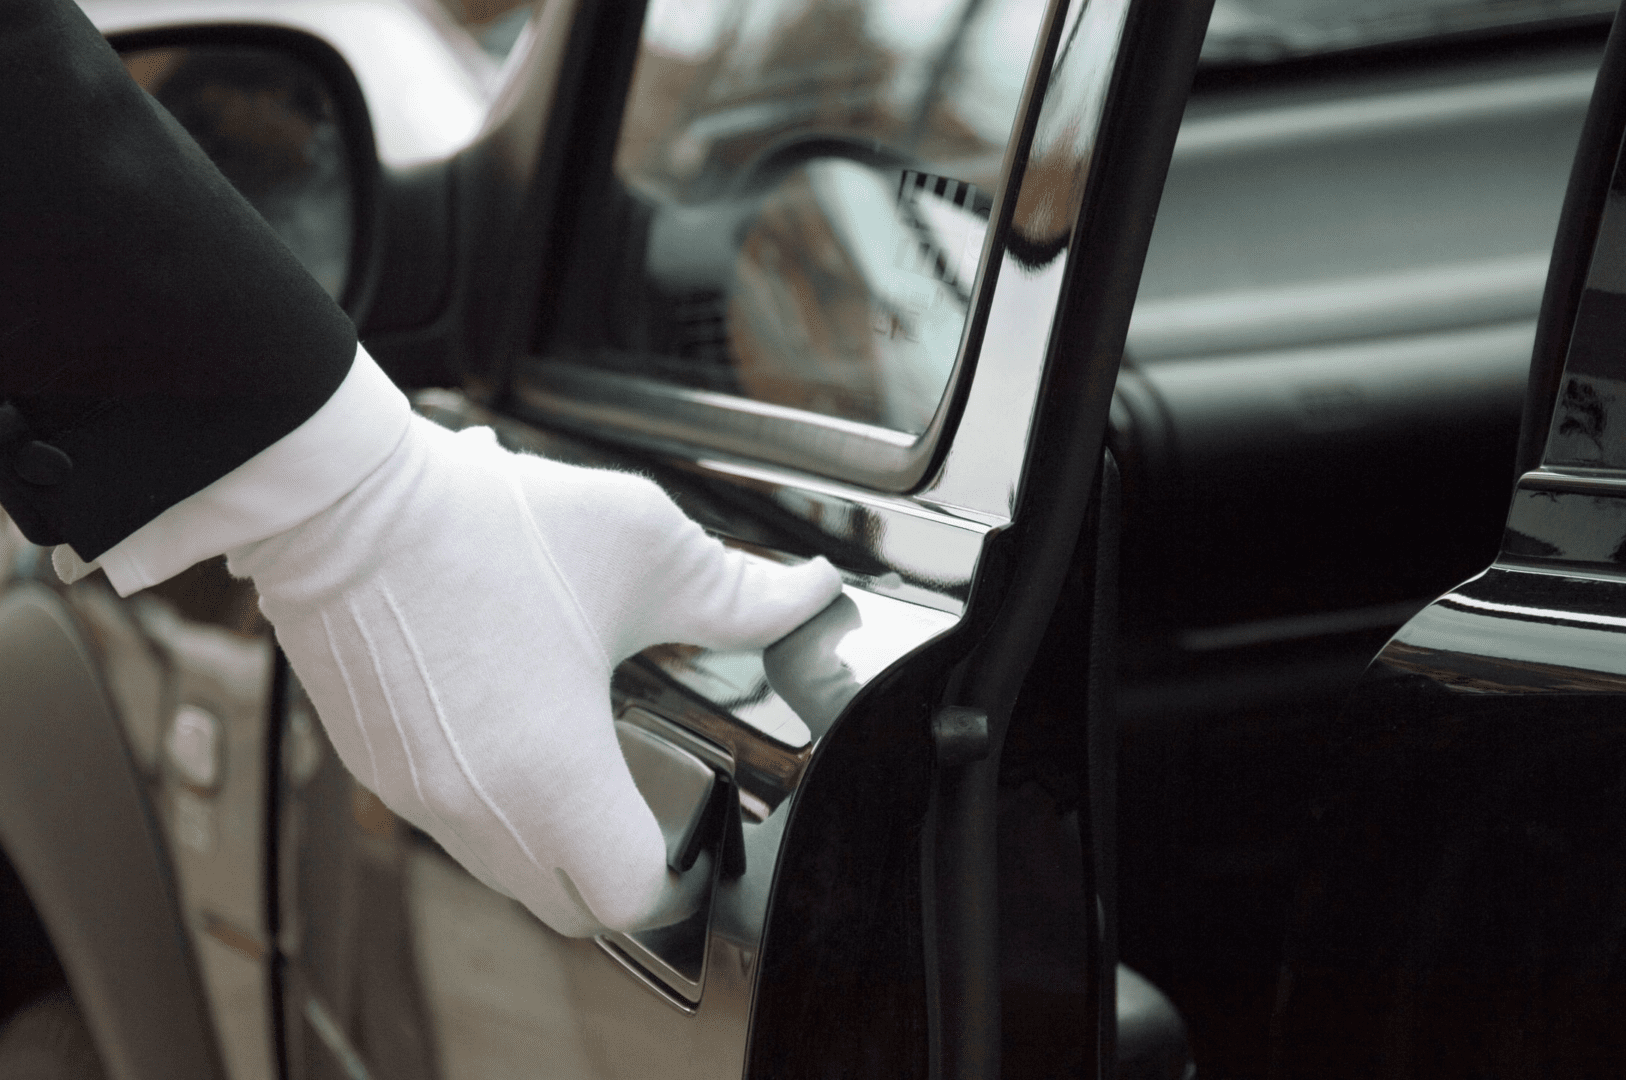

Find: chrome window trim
514;364;925;491
508;0;1129;520
1516;467;1626;494
417;388;994;616
511;0;1076;494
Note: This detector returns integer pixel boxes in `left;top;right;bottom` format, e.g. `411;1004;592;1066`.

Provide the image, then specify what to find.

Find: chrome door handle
599;708;740;1011
616;717;718;872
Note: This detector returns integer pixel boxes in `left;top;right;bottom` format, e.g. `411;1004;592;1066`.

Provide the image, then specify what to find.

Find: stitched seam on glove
322;607;380;792
500;457;614;673
380;582;549;873
349;593;505;888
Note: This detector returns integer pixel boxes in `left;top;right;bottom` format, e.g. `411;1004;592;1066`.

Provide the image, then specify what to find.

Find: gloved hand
226;415;842;936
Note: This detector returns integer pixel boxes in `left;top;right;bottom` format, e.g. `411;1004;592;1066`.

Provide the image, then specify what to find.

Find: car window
432;0;535;58
528;0;1048;438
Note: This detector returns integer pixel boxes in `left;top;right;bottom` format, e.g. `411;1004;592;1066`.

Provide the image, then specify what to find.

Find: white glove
226;415;842;936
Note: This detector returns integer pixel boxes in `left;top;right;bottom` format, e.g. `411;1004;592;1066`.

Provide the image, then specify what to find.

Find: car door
1268;13;1626;1080
260;2;1206;1080
0;0;1210;1077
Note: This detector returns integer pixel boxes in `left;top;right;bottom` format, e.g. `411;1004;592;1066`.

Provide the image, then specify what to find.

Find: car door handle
616;718;718;872
599;709;742;1012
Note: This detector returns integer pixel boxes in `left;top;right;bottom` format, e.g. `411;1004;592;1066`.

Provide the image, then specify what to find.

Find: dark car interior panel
1104;24;1608;1079
1263;14;1626;1077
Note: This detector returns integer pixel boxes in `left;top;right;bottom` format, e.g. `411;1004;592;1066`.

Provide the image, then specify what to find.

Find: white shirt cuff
73;344;411;597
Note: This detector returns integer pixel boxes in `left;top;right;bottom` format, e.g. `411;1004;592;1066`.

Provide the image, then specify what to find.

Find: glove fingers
253;424;828;939
509;456;842;660
253;428;680;936
639;545;844;656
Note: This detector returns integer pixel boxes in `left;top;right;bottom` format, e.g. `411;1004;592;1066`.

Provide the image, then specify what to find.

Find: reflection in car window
433;0;534;58
533;0;1046;435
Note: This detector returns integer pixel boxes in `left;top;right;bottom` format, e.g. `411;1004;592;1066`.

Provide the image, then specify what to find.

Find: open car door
259;0;1212;1077
1270;13;1626;1080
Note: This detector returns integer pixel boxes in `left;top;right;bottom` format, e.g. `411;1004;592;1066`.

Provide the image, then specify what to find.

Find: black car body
1;1;1621;1078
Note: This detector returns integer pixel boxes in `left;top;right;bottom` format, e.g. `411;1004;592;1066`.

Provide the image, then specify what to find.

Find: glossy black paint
1273;667;1626;1079
1272;11;1626;1077
1505;475;1626;572
10;4;1574;1079
358;32;1608;1080
919;0;1214;1071
1110;31;1607;1077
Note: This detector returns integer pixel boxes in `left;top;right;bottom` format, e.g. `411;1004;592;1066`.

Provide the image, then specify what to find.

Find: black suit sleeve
0;0;357;561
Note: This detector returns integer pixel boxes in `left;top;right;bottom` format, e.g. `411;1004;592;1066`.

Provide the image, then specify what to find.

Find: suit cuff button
14;441;73;487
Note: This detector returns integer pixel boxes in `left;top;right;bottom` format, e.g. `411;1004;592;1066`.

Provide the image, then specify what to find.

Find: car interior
1104;10;1611;1078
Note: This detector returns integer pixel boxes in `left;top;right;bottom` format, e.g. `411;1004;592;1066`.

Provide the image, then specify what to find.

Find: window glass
534;0;1048;435
434;0;535;58
1544;184;1626;470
